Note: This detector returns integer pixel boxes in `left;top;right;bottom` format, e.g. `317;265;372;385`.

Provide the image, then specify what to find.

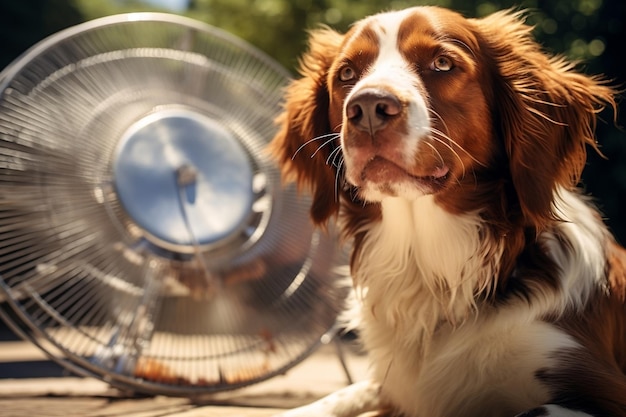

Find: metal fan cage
0;13;349;396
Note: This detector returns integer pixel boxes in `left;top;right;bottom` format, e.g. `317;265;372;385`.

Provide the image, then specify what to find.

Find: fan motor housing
113;108;259;253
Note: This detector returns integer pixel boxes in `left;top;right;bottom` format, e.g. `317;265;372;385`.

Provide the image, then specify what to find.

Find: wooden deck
0;325;368;417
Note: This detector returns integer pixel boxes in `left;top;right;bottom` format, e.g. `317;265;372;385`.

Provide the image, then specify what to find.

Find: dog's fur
270;6;625;417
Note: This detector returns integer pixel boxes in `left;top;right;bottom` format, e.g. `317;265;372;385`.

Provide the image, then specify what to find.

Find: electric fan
0;13;349;396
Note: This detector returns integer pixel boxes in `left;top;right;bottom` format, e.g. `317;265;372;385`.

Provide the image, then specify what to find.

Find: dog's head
270;6;615;229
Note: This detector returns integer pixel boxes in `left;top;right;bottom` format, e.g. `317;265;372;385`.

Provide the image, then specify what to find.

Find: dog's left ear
269;28;345;225
474;10;617;230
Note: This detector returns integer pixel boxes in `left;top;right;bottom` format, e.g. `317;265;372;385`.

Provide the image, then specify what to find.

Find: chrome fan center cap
113;109;254;251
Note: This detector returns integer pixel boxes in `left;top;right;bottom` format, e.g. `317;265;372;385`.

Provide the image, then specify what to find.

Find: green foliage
186;0;623;76
75;0;159;19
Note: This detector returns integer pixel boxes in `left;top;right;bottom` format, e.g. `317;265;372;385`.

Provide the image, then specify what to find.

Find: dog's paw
271;381;382;417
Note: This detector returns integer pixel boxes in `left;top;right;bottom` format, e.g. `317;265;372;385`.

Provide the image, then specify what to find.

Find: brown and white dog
270;6;625;417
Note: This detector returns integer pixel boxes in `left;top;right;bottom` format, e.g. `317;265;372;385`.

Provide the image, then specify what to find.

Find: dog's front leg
276;380;385;417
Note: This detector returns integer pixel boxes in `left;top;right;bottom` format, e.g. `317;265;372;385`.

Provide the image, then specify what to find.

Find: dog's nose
346;88;402;133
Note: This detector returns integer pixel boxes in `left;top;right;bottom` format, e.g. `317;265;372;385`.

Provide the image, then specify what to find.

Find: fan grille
0;13;349;395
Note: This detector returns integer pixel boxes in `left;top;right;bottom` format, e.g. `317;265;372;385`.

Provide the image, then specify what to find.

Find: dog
270;6;625;417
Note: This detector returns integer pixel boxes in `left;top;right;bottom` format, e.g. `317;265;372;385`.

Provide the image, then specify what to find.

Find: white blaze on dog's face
326;7;493;202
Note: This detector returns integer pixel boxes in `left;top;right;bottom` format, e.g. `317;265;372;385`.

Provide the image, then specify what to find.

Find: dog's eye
431;56;453;72
339;66;356;82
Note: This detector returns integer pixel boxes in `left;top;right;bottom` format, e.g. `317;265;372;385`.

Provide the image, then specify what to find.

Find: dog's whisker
422;140;447;170
428;108;452;139
334;158;345;202
426;129;479;187
291;133;340;160
429;126;488;169
310;134;340;158
326;145;343;166
427;109;471;173
427;129;467;177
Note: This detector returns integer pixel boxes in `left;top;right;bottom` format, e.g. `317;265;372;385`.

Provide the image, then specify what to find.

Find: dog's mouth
359;156;450;192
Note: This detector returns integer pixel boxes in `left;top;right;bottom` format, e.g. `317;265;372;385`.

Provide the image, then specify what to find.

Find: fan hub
113;109;254;250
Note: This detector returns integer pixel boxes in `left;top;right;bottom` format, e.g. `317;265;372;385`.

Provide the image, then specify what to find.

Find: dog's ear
474;10;616;230
269;28;345;225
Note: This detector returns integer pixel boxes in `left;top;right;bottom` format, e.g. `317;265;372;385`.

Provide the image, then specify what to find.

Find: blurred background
1;0;624;242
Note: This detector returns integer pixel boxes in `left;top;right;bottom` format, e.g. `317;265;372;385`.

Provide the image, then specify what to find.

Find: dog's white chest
353;197;583;417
